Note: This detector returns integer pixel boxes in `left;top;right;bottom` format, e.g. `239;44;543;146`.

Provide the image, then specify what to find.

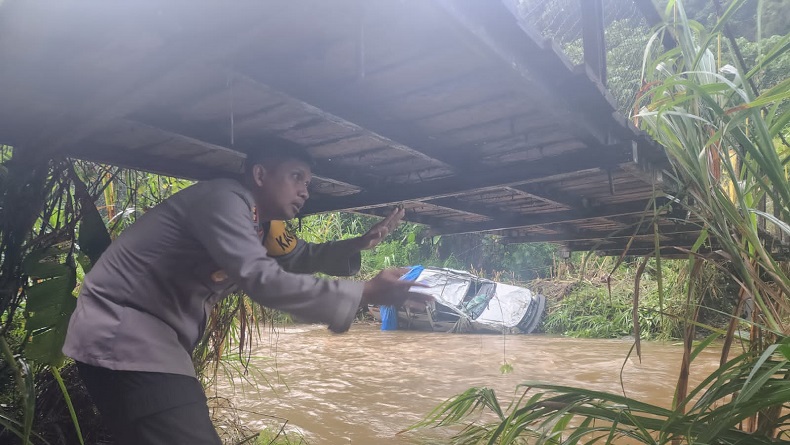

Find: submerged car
371;267;545;334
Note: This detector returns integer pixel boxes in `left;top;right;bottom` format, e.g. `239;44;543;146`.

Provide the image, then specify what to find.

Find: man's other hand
357;207;405;250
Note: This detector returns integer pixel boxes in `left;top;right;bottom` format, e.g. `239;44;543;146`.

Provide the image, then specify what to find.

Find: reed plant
636;0;789;426
636;0;790;338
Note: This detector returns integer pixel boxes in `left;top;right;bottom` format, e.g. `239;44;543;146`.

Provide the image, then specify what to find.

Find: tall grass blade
51;366;85;445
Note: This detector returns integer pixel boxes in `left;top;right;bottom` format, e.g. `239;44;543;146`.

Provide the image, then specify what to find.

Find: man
63;137;428;444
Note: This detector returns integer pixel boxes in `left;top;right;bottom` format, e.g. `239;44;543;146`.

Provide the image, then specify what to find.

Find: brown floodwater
213;324;725;444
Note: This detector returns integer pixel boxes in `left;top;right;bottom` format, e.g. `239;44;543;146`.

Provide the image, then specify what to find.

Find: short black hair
238;135;314;172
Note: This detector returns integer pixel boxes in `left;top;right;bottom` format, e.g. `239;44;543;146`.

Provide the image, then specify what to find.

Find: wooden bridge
0;0;693;255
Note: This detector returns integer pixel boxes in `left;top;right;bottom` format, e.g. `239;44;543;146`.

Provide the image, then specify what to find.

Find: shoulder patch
264;220;298;256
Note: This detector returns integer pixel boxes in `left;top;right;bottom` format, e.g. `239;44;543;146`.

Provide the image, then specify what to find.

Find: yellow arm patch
264;220;299;257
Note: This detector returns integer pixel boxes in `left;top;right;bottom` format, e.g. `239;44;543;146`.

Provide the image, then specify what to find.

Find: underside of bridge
0;0;691;255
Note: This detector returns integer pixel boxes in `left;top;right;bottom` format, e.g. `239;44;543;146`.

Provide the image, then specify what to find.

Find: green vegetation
0;158;195;444
541;257;681;340
409;337;790;444
666;0;789;38
295;212;558;282
416;0;790;442
539;255;737;340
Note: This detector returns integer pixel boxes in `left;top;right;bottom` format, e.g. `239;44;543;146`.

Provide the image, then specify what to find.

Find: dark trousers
77;362;222;445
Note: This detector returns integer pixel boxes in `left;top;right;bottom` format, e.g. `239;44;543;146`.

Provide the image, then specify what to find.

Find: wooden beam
568;234;716;251
507;184;593;209
422;195;518;220
569;235;718;256
123;115;359;184
117;74;636;224
225;64;663;223
396;211;453;228
501;224;702;244
68;148;227;181
301;143;636;213
433;0;619;147
435;0;670;197
132;71;454;172
234;0;627;160
594;247;712;258
68;120;353;193
436;198;668;235
139;72;651;231
233;68;554;172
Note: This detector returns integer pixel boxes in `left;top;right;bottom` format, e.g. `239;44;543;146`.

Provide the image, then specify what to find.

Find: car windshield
462;281;495;319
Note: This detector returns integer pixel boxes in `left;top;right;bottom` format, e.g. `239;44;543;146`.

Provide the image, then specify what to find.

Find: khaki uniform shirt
63;178;363;377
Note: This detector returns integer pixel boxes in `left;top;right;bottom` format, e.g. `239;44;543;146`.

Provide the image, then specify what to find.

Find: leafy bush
541;257;691;340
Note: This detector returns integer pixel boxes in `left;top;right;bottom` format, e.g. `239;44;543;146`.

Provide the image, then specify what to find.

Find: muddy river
213;324;724;444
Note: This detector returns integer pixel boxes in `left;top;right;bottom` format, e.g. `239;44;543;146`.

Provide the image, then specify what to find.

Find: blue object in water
381;265;424;331
380;305;398;330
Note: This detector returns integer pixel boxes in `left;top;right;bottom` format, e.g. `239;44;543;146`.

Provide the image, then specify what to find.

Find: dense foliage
416;0;790;442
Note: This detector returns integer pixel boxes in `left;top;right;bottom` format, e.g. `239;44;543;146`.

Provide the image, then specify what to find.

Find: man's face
251;158;312;221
